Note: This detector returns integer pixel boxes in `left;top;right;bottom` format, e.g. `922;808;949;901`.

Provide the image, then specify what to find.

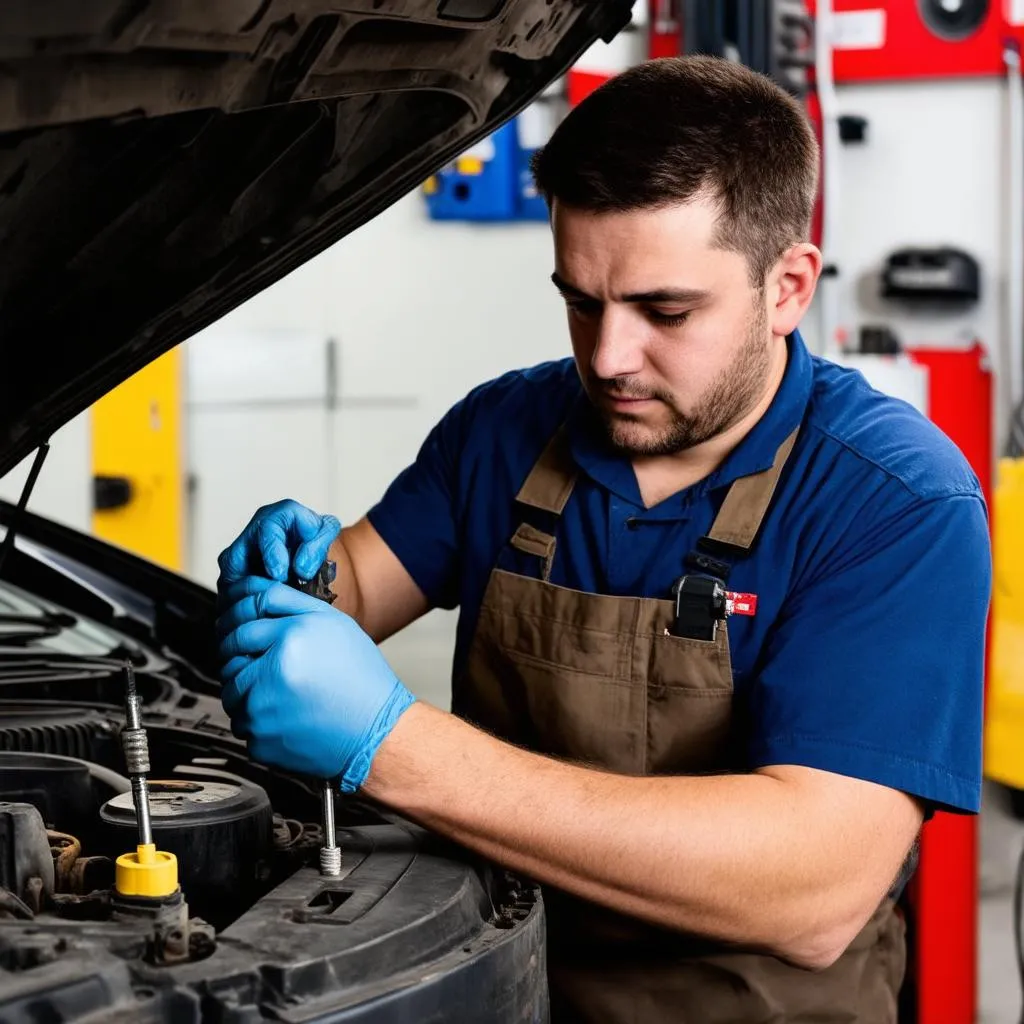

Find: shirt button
626;518;638;530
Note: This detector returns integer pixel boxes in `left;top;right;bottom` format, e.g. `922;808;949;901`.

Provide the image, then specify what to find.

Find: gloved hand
216;499;341;594
216;578;415;791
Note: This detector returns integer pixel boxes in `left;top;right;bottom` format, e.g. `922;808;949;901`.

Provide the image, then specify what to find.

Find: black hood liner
0;0;632;477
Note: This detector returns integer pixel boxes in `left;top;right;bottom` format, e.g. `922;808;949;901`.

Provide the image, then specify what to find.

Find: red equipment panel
905;343;992;1024
808;0;1013;82
909;344;993;506
566;71;610;107
648;0;682;58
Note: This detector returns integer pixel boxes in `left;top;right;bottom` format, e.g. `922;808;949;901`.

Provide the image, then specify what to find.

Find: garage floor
981;783;1023;1024
385;618;1023;1023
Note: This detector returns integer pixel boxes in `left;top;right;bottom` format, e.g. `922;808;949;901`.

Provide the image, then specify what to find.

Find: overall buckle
669;575;727;641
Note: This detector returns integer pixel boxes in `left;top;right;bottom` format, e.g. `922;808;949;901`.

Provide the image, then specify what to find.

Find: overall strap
515;424;577;513
687;427;800;580
509;423;800;584
708;427;799;549
508;425;577;582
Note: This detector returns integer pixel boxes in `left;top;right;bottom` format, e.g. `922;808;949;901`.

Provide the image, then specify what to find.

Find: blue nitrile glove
216;499;341;596
216;578;415;791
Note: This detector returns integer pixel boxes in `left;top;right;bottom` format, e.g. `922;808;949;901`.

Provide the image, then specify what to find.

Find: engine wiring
48;831;80;891
46;830;113;896
273;816;307;849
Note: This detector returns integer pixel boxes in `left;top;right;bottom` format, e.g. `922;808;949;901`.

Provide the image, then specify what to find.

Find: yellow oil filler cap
115;843;178;898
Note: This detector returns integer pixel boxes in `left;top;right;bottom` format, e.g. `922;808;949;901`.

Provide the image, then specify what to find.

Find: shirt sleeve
365;397;471;611
748;491;991;814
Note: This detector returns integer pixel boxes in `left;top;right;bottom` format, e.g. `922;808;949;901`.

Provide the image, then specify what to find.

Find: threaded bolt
320;846;341;877
319;778;341;876
121;729;150;775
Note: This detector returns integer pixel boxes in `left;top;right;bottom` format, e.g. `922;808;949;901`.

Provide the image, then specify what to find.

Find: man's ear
767;243;823;337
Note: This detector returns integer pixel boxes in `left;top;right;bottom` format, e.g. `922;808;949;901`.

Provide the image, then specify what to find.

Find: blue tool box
423;117;549;222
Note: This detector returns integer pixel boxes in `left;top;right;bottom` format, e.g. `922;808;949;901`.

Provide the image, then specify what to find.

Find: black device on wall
858;325;903;355
881;247;981;303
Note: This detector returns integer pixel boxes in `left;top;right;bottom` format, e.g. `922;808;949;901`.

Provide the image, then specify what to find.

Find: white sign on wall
832;8;886;50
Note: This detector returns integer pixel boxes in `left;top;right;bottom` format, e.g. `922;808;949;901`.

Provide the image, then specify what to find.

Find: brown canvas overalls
453;424;907;1023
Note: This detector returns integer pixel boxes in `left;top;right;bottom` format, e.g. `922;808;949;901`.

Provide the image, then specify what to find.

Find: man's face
552;197;777;457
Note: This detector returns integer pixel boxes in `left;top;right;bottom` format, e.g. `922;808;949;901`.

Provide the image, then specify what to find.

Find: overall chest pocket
644;626;735;775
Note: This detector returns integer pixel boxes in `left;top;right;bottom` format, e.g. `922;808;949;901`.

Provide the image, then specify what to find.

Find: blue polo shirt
367;330;990;814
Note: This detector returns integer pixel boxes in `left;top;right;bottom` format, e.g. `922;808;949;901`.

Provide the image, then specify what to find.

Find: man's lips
604;393;656;409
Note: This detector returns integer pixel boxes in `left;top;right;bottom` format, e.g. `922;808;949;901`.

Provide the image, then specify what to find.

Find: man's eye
648;309;690;327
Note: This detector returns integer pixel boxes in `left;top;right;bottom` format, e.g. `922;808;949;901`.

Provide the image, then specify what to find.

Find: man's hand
216;578;416;791
216;499;341;591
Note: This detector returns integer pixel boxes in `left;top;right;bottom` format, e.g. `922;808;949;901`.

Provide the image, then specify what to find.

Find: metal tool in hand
292;560;342;877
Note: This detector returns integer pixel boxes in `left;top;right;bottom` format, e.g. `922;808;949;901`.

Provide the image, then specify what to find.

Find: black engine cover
99;771;274;929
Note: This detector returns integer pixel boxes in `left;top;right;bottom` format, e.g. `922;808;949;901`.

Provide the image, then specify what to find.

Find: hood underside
0;0;632;478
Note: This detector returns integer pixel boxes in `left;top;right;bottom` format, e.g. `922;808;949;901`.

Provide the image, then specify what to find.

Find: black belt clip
669;574;727;641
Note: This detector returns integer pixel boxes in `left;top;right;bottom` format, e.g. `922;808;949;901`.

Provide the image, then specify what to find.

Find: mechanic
214;56;990;1022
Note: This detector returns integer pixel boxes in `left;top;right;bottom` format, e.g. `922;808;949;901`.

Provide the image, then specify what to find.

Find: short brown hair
531;55;820;284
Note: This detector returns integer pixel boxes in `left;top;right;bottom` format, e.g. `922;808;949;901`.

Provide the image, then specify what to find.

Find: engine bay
0;521;545;1023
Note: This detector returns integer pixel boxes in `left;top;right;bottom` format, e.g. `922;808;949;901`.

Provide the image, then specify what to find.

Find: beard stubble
594;304;773;457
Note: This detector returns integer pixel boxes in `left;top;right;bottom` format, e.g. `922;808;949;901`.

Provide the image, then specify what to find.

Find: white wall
812;77;1008;432
0;413;92;534
829;78;1003;349
199;192;566;436
183;188;568;563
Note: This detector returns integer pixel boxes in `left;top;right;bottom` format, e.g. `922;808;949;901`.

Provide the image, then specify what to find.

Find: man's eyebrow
550;272;591;299
621;286;711;304
550;272;709;305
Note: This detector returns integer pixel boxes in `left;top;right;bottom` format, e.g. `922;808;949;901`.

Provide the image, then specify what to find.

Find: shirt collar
566;329;814;510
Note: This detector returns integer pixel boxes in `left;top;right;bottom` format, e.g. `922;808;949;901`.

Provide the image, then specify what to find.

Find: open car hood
0;0;632;478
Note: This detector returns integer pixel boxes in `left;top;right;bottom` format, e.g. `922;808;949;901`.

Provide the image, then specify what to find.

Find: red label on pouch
726;592;758;617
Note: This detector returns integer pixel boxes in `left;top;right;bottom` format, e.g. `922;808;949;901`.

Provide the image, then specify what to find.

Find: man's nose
590;308;645;381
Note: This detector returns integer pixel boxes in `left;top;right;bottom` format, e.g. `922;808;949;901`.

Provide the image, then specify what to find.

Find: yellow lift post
985;457;1024;796
91;349;184;573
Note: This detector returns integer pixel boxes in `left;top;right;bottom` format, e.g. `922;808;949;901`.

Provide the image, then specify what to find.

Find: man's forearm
327;521;430;643
363;702;921;969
